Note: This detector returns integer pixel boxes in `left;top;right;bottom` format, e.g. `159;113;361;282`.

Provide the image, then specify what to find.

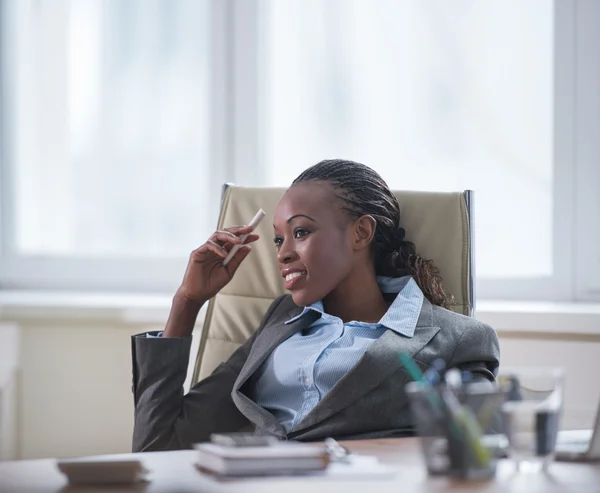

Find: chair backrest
191;185;474;385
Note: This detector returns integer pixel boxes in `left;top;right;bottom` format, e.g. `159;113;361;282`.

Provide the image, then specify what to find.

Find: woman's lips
284;271;307;290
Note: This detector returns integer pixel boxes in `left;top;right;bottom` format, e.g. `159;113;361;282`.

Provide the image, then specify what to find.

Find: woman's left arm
447;321;500;383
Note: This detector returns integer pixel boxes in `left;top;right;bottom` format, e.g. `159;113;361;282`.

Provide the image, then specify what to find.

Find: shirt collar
284;276;424;338
377;276;424;337
284;300;324;324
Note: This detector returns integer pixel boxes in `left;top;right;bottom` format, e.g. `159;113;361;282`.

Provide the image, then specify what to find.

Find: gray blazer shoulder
430;304;499;373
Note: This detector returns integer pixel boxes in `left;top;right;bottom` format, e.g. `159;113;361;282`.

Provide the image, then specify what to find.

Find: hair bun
391;227;406;248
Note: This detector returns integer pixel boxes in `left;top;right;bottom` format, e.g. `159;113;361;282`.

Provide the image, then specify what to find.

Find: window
1;0;220;292
264;0;552;280
257;0;599;302
8;0;213;258
1;0;598;301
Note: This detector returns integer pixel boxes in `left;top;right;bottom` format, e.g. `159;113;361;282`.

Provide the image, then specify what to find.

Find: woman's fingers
240;233;260;244
225;225;254;235
214;233;260;251
210;228;259;246
222;234;260;254
210;230;242;245
200;240;228;258
224;245;252;272
195;227;260;259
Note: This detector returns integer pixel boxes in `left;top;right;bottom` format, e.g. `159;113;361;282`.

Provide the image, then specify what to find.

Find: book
193;442;330;477
56;458;148;485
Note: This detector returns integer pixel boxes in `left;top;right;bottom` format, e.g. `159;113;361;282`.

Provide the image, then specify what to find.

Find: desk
1;438;599;493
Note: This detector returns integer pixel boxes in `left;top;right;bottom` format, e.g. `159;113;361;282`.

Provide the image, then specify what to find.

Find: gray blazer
131;295;500;452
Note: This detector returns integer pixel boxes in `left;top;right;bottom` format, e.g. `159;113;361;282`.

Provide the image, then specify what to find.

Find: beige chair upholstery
191;185;474;385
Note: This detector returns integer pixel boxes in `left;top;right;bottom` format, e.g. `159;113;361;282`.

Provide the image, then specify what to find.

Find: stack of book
194;442;330;477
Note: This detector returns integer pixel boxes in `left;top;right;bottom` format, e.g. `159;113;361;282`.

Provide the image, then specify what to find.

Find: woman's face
273;181;355;306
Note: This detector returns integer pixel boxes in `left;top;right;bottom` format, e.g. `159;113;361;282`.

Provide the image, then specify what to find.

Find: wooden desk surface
1;438;599;493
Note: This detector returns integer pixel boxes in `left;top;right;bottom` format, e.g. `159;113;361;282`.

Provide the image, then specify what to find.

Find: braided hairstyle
293;159;454;309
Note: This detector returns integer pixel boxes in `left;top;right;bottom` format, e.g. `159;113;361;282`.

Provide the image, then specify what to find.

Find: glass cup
406;380;505;479
498;367;564;472
406;381;450;475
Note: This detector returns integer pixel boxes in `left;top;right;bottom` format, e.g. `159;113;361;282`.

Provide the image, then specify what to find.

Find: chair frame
464;189;475;317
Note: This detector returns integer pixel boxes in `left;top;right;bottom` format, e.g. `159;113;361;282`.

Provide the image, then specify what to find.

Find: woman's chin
290;290;316;307
290;291;306;306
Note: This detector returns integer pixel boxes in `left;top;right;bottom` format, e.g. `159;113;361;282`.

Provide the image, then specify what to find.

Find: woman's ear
353;215;377;251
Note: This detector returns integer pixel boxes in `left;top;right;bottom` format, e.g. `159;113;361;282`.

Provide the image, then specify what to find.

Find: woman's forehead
274;182;342;222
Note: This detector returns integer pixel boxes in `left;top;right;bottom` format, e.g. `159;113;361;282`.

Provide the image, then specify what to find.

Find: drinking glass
498;367;564;472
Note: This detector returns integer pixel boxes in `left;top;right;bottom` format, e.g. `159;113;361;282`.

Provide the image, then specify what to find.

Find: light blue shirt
253;276;424;433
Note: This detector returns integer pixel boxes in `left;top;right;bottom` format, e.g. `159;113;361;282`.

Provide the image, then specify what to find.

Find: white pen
222;209;266;266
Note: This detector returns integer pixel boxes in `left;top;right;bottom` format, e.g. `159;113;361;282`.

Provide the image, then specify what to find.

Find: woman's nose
277;238;297;265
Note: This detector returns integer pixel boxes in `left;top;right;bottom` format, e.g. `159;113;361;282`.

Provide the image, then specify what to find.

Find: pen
441;382;491;466
222;209;266;266
400;353;490;467
399;353;445;418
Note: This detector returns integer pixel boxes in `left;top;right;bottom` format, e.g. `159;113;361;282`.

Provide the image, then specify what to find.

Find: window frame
573;0;600;302
1;0;599;302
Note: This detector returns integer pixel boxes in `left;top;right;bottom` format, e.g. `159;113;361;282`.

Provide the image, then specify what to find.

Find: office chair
191;185;474;385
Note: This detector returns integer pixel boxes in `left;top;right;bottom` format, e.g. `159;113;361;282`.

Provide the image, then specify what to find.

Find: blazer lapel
236;308;320;388
290;298;439;434
231;307;320;436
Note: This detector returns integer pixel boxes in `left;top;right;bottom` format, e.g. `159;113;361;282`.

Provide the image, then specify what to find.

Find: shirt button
305;377;311;385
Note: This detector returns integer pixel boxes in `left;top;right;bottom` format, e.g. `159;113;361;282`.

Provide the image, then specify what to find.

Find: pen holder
406;380;506;480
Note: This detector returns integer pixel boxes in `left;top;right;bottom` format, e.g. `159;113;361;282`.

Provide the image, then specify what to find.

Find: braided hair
293;159;454;309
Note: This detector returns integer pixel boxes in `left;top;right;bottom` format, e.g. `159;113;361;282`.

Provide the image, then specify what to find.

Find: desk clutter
194;434;393;479
55;436;392;486
194;438;330;476
23;436;600;492
401;353;565;480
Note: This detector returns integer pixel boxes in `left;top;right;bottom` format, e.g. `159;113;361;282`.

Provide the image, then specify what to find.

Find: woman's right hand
177;226;260;305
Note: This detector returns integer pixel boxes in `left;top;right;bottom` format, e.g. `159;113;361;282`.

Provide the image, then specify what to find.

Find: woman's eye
273;229;308;247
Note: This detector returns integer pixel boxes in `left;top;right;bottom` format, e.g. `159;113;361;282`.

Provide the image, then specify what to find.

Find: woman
131;159;499;452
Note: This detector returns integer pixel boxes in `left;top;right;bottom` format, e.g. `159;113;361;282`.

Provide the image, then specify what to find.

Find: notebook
194;442;330;477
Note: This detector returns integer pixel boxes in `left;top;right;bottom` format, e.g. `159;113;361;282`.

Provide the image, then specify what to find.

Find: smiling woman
130;159;500;451
286;161;455;310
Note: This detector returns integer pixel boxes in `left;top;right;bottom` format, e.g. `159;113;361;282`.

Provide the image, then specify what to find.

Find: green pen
400;352;490;467
399;353;446;423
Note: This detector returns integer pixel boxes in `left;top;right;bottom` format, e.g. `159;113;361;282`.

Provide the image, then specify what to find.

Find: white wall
0;295;204;460
0;323;19;460
14;320;203;460
17;320;171;459
1;303;599;460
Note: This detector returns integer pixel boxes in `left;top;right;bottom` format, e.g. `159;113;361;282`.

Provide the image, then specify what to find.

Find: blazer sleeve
447;320;500;385
131;295;287;452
